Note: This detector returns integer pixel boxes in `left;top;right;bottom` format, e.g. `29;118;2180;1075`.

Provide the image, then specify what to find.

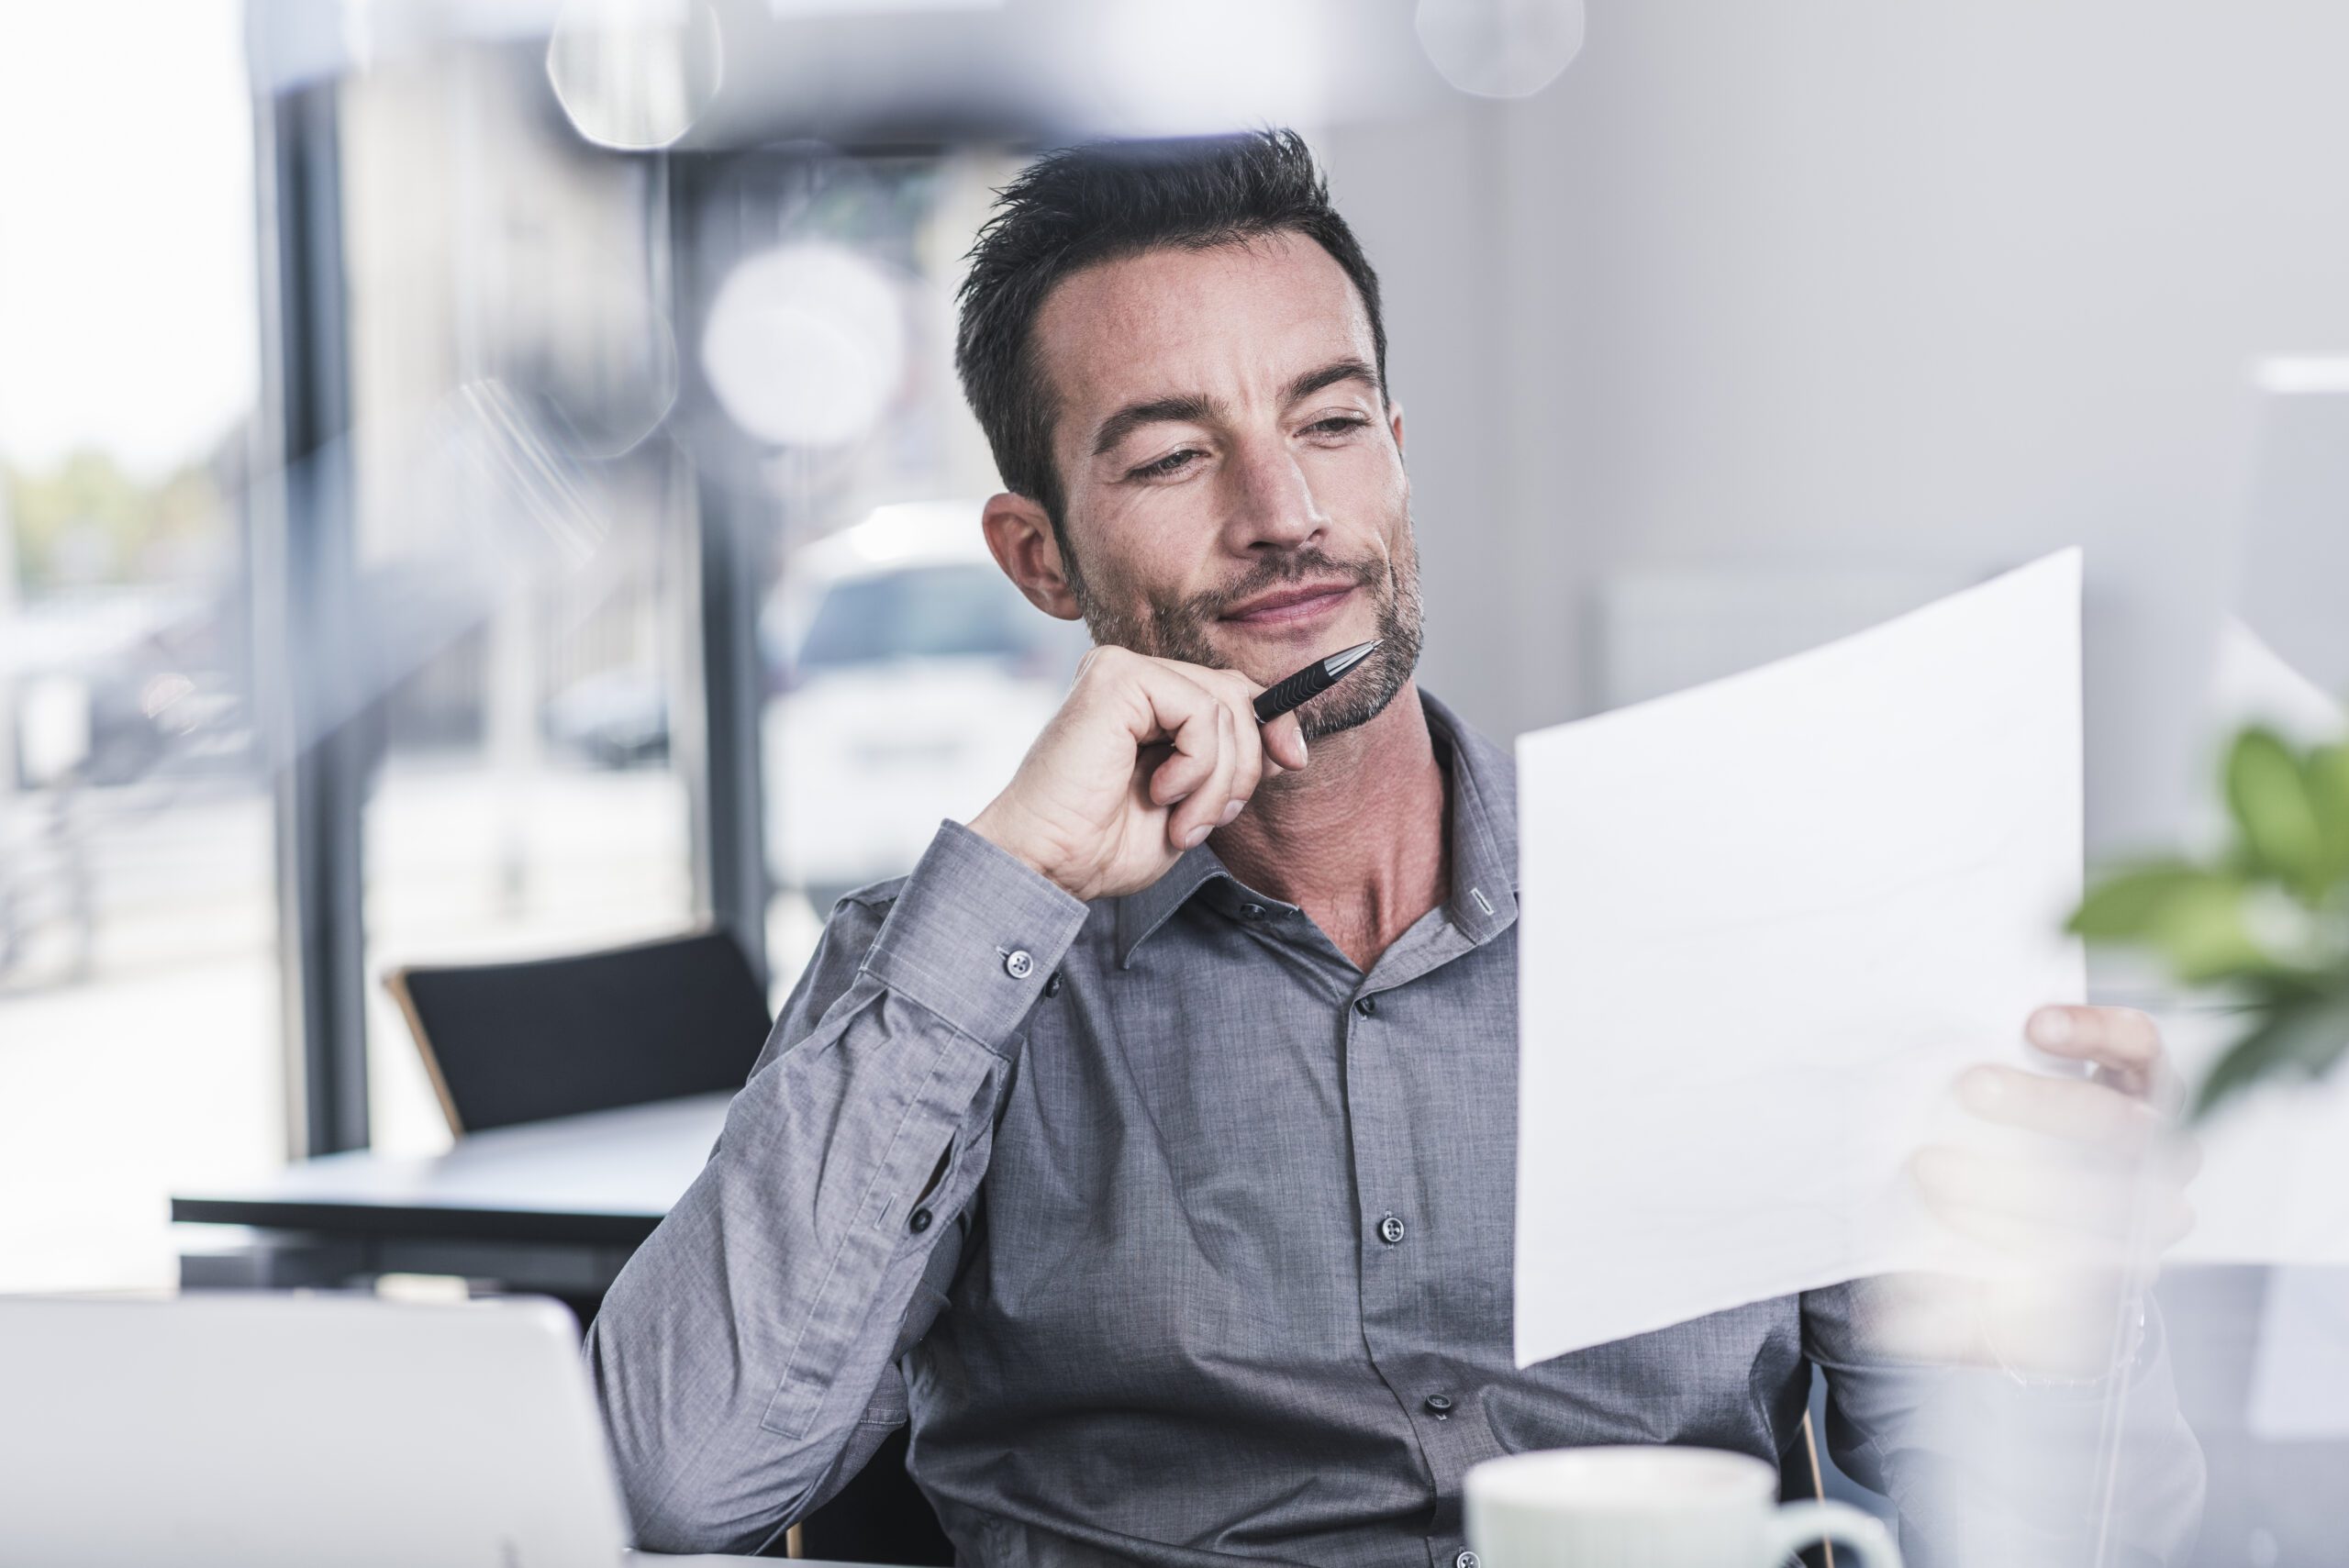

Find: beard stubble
1064;527;1426;745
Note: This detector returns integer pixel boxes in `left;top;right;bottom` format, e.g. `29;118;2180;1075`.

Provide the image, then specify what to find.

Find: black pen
1252;639;1381;724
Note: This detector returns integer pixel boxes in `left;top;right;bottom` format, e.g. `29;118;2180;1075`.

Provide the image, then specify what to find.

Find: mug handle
1758;1499;1901;1568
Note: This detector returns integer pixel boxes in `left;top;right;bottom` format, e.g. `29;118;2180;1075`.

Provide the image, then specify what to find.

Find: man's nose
1222;433;1327;552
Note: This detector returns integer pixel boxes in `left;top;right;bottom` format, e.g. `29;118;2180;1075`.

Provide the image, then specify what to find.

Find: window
0;0;277;1289
336;45;699;1154
669;150;1092;981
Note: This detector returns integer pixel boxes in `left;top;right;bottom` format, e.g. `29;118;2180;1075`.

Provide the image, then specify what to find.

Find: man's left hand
1908;1005;2202;1378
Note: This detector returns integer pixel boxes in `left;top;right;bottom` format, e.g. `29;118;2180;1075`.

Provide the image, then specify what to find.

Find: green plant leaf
2067;860;2218;941
2071;861;2294;984
2307;743;2349;884
2226;728;2327;895
2193;985;2349;1121
2147;875;2277;984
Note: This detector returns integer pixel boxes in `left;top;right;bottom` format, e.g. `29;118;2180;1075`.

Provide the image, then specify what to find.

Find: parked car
0;588;250;789
762;500;1089;914
545;665;669;769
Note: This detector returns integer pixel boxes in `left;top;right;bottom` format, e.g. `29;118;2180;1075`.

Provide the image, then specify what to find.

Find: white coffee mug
1465;1445;1902;1568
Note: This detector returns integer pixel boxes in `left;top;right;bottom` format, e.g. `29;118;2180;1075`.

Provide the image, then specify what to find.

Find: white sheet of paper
1513;547;2087;1366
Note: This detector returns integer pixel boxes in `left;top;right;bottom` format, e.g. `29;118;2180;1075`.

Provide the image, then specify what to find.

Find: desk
170;1094;729;1298
173;1092;952;1562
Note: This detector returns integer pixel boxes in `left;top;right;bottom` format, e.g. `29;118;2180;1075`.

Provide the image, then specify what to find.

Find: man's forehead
1033;233;1375;421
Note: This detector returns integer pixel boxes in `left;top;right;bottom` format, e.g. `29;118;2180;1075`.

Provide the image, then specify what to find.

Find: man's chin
1295;646;1416;743
1296;682;1400;743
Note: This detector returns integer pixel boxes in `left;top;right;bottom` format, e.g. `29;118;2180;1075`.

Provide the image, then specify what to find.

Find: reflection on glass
342;43;696;1156
545;0;725;152
1415;0;1586;99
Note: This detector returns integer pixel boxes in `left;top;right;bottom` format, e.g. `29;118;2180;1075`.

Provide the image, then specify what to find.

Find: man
589;130;2201;1566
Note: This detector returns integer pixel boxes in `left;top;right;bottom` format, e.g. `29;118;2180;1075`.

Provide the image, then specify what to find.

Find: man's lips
1219;582;1357;625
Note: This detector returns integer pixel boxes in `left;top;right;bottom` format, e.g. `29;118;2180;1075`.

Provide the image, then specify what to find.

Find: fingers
1956;1063;2207;1201
1132;659;1288;832
1910;1144;2197;1263
1955;1064;2164;1155
1080;650;1309;852
1154;657;1308;777
1154;706;1229;850
1139;695;1219;809
2026;1005;2165;1092
1081;651;1221;808
1217;678;1268;809
1261;709;1308;773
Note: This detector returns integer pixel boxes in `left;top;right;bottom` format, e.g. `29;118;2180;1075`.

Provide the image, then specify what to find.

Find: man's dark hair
954;128;1387;540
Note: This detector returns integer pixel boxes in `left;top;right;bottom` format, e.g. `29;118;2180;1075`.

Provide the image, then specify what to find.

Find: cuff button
1004;949;1035;979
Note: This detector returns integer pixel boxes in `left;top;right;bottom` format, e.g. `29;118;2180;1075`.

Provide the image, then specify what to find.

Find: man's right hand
968;644;1311;904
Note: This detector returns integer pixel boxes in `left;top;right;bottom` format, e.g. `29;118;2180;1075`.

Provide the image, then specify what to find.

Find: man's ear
1387;398;1407;464
981;492;1083;620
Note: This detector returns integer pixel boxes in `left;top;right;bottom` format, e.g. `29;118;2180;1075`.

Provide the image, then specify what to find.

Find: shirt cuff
861;819;1090;1054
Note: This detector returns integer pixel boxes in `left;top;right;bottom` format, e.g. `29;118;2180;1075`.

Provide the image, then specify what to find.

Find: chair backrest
384;928;771;1134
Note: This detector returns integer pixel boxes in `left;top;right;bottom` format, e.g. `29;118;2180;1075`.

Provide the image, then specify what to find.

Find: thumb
1261;711;1308;773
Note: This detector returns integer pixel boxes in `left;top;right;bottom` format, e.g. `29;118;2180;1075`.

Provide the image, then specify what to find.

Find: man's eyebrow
1091;394;1221;458
1283;358;1379;406
1087;360;1379;461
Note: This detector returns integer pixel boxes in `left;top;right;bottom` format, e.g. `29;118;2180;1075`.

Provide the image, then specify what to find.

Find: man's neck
1208;681;1449;973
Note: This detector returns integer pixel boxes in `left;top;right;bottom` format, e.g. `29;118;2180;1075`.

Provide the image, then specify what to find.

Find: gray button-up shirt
589;693;2202;1567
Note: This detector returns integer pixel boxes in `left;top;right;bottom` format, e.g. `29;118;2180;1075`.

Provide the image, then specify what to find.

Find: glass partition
337;44;697;1153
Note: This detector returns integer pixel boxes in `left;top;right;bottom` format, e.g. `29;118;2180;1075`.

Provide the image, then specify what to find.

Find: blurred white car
762;501;1090;913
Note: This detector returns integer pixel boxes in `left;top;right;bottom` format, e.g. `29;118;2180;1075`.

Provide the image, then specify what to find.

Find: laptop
0;1291;634;1568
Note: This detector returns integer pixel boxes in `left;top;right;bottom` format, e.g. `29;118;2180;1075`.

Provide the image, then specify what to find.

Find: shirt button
908;1207;933;1234
1354;995;1377;1017
1239;902;1267;920
1456;1552;1480;1568
1004;949;1035;979
1423;1393;1454;1418
1378;1214;1406;1245
1043;971;1063;997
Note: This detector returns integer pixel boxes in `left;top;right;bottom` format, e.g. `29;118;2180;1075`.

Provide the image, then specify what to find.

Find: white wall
1330;0;2349;844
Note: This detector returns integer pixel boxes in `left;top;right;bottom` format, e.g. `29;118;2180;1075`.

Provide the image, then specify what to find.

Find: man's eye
1130;448;1202;481
1306;416;1369;438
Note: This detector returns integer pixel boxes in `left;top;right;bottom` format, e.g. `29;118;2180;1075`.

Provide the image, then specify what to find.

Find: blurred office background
1;0;2345;1558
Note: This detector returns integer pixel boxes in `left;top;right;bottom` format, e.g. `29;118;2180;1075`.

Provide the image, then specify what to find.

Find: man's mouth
1218;581;1357;626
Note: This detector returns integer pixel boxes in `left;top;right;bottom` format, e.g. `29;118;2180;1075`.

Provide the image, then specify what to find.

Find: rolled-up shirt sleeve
586;821;1089;1554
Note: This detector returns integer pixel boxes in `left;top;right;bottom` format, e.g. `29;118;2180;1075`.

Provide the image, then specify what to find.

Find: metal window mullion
251;79;371;1157
667;152;771;992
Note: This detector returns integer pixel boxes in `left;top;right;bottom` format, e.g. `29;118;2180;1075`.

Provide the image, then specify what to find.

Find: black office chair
384;926;955;1564
383;927;773;1135
793;1427;954;1563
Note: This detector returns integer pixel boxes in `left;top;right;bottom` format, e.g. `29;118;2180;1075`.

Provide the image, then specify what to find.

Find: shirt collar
1113;841;1237;967
1112;688;1520;968
1427;688;1521;942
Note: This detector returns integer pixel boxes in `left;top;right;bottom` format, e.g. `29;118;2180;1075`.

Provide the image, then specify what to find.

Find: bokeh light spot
546;0;724;151
700;241;907;450
1415;0;1586;100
